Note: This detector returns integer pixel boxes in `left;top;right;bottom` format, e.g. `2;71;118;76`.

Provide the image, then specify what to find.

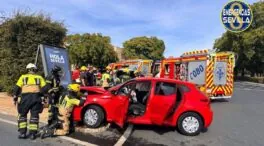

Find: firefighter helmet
106;66;111;70
80;66;87;71
68;84;80;92
26;63;37;69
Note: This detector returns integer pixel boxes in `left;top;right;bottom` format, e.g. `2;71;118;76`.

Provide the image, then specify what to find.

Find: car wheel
83;105;105;128
177;112;203;136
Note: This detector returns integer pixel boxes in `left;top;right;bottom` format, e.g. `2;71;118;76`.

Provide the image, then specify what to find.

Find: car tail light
195;86;210;103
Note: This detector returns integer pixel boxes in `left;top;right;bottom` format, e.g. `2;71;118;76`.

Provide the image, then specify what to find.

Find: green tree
65;33;118;67
0;12;67;93
214;1;264;77
123;36;165;60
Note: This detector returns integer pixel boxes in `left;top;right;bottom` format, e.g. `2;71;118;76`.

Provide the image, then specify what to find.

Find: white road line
0;117;97;146
242;82;264;87
114;124;134;146
236;88;264;92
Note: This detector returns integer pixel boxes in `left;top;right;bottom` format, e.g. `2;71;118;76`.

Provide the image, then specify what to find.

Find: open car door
110;82;135;127
148;82;177;125
110;94;129;127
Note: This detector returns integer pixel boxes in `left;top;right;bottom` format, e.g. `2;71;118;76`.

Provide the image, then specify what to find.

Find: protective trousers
48;93;59;125
54;107;70;135
17;93;43;134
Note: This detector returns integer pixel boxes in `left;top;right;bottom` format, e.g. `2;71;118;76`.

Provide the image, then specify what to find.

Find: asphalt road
1;81;264;146
0;114;83;146
123;82;264;146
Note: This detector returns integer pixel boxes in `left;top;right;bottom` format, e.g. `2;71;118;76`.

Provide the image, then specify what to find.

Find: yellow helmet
68;84;80;92
80;66;87;71
123;68;130;73
106;66;111;70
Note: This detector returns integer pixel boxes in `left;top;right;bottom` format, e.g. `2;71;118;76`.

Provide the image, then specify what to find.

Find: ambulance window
155;82;177;96
154;64;160;73
165;64;169;74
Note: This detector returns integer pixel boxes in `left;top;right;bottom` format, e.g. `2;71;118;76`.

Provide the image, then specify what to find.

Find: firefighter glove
13;96;18;106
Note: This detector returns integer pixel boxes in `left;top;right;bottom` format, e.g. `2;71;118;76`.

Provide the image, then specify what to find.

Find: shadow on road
132;125;176;135
124;135;166;146
210;98;229;103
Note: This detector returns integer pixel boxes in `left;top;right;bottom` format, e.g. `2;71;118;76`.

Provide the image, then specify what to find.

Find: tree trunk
241;68;245;77
250;71;255;77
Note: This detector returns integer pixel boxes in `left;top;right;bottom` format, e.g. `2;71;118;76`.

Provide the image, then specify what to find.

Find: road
0;114;84;146
1;81;264;146
123;82;264;146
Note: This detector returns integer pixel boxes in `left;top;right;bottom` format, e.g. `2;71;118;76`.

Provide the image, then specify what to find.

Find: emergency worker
102;66;111;89
86;66;95;86
45;65;63;125
134;70;144;78
112;69;120;85
13;63;47;140
43;84;86;136
120;68;131;83
80;66;88;86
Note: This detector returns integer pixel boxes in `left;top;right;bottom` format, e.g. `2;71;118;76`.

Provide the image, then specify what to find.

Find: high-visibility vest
16;74;46;94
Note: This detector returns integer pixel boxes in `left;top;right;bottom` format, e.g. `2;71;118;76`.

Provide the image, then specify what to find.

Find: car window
178;84;190;92
135;82;151;91
155;82;176;95
118;82;136;95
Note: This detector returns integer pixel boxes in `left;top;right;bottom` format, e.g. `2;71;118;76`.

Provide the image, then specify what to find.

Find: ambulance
160;49;236;99
108;59;153;76
123;59;153;76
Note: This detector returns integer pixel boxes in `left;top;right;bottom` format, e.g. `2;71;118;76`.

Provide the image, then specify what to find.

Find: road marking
114;124;134;146
242;82;264;87
0;117;97;146
0;117;17;125
236;88;264;92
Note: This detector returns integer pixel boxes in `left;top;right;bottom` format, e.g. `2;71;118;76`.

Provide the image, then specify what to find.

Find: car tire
177;112;203;136
83;105;105;128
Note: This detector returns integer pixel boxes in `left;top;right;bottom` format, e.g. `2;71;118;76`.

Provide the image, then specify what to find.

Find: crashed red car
72;78;213;136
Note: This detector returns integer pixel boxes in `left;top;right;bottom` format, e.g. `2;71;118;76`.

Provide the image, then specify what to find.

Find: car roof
132;77;195;86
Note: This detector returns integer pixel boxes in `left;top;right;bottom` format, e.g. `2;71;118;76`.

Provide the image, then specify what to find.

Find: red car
72;78;213;136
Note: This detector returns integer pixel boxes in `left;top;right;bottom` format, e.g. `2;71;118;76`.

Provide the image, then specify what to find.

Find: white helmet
26;63;37;69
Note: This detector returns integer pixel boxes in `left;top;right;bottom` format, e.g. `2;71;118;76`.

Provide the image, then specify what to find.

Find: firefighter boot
29;133;36;140
18;133;27;139
45;128;55;137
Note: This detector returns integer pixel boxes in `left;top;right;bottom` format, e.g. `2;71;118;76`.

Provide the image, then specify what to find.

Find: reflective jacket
58;92;86;113
14;73;46;95
102;73;111;87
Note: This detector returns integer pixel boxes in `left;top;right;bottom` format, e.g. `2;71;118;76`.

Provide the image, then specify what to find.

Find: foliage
123;36;165;60
65;33;118;68
214;2;264;77
0;11;67;93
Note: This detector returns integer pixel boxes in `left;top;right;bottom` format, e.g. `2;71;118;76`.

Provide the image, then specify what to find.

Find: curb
241;81;264;87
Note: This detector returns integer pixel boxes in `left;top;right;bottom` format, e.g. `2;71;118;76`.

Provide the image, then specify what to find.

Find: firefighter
13;63;47;140
102;66;111;89
80;66;88;86
120;68;131;83
42;84;86;137
46;65;63;125
134;70;144;78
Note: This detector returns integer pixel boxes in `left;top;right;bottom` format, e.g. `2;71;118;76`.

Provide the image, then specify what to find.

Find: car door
111;82;135;127
148;81;177;125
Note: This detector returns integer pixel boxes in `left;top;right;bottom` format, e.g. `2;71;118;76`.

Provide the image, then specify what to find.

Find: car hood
81;86;106;94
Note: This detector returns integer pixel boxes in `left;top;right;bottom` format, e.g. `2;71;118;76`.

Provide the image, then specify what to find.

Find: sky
0;0;258;57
